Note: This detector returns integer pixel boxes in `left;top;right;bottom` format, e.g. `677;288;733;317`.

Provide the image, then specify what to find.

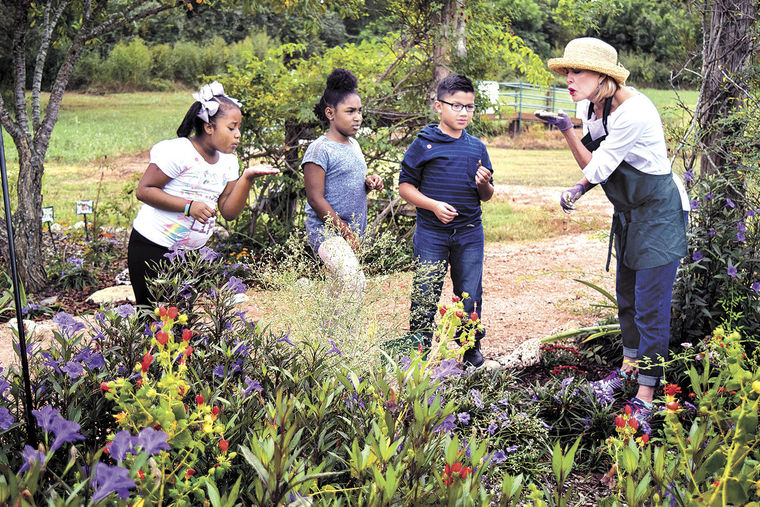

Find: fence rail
481;80;581;134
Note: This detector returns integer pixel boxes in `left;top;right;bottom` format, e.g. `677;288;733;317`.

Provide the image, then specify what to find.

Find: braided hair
313;68;359;125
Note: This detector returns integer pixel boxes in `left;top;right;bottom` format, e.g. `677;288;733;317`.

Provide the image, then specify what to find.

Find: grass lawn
488;147;580;187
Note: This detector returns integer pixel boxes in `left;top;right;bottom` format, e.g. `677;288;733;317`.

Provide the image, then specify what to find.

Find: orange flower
663;383;682;396
219;439;229;452
185;468;196;479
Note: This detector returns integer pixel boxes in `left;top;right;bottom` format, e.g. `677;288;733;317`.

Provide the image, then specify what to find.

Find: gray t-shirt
302;135;368;251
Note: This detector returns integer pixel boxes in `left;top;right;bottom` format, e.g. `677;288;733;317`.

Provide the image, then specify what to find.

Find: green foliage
605;327;760;505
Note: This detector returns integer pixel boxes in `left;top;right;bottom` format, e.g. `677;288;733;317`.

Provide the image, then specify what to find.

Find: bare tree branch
32;0;70;134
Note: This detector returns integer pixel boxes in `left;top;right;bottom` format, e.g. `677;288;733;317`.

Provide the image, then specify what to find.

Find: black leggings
127;229;170;308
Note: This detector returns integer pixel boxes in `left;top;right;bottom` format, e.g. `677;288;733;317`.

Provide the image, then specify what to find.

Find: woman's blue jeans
409;223;485;342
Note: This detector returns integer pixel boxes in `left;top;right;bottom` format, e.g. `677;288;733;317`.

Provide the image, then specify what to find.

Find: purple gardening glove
560;183;587;213
535;110;573;131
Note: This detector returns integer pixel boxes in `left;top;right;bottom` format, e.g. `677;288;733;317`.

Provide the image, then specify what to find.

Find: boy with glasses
399;74;494;368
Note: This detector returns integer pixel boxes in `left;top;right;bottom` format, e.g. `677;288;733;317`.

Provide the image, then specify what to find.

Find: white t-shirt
580;92;690;211
132;137;239;249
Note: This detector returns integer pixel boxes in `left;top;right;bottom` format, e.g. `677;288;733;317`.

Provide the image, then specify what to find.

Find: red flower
212;406;220;417
184;468;196;479
138;470;145;480
455;310;464;318
156;330;169;346
452;295;460;302
470;312;478;322
219;439;229;452
196;394;204;405
640;434;650;444
140;353;153;373
100;382;110;393
182;329;193;342
451;462;462;474
615;415;626;428
667;401;679;411
439;307;447;316
663;383;682;396
624;405;632;416
167;307;179;320
104;442;111;454
461;466;472;479
184;346;193;357
158;306;167;317
628;418;639;431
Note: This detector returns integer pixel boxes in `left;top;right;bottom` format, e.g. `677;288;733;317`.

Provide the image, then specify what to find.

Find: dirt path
0;166;618;365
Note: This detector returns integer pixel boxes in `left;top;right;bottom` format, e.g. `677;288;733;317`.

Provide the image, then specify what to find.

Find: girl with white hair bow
127;81;278;308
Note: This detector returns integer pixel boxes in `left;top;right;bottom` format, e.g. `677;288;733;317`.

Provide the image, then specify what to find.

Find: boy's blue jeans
409;223;485;342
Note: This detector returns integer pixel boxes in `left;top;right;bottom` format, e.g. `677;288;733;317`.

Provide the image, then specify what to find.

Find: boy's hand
365;174;383;191
432;201;458;224
475;161;491;188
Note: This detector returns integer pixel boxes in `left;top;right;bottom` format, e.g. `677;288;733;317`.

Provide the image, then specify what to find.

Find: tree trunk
431;0;467;98
697;0;757;176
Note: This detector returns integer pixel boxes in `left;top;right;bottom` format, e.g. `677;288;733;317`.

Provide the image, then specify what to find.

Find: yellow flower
114;411;128;424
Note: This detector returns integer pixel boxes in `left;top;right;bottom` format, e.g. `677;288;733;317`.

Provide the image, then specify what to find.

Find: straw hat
547;38;629;85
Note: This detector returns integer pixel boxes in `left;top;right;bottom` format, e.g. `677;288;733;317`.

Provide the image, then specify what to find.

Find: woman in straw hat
537;37;689;427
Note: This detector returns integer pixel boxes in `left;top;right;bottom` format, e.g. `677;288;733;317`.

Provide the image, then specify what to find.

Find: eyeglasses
438;99;476;113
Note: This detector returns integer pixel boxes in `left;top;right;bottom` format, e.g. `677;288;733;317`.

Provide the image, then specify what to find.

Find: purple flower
457;412;471;425
61;361;83;379
505;444;520;453
213;365;225;378
683;169;694;183
225;276;246;294
399;356;412;370
198;246;219;262
232;340;252;356
115;304;135;319
73;349;92;362
110;430;135;462
52;312;85;336
709;228;716;236
746;209;755;217
706;192;714;199
50;417;85;452
690;199;699;210
19;445;46;473
276;332;295;346
692;251;703;261
434;414;457;433
40;352;62;374
490;449;508;464
164;245;187;263
0;407;14;431
134;427;171;456
727;265;738;278
32;405;61;432
91;462;136;502
726;198;736;209
431;359;463;379
243;377;263;396
737;222;747;232
66;256;84;268
470;389;484;409
326;341;342;355
737;231;746;242
487;421;498;434
752;281;760;293
85;353;105;370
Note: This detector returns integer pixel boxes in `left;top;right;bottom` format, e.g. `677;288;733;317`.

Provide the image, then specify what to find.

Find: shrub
105;38;153;89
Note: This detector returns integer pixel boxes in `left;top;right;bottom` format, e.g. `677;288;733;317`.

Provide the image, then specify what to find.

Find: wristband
184;200;193;216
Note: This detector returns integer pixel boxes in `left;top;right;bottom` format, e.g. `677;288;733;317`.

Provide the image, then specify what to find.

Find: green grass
640;87;698;125
488;147;581;187
2;91;189;164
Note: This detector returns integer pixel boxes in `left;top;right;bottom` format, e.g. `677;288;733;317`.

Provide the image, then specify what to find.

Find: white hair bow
192;81;242;123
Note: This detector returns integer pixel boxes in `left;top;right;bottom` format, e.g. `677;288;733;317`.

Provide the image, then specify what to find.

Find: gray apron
582;104;687;271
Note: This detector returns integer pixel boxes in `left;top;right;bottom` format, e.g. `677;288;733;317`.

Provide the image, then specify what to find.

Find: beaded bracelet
184;200;193;216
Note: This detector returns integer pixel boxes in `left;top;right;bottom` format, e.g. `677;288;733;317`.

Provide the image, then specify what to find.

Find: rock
483;359;501;370
39;295;58;306
228;293;249;305
8;318;58;339
498;337;543;369
114;268;131;285
87;285;135;304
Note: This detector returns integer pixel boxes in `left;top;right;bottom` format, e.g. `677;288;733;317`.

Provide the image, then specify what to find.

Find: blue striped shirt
399;124;492;230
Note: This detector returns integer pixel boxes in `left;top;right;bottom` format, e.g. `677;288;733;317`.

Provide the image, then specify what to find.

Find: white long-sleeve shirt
579;93;690;210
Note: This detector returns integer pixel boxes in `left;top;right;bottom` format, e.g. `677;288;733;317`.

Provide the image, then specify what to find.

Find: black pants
127;228;170;308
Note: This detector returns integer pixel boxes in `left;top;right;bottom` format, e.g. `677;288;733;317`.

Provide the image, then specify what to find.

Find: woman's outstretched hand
560;182;587;213
535;110;574;131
